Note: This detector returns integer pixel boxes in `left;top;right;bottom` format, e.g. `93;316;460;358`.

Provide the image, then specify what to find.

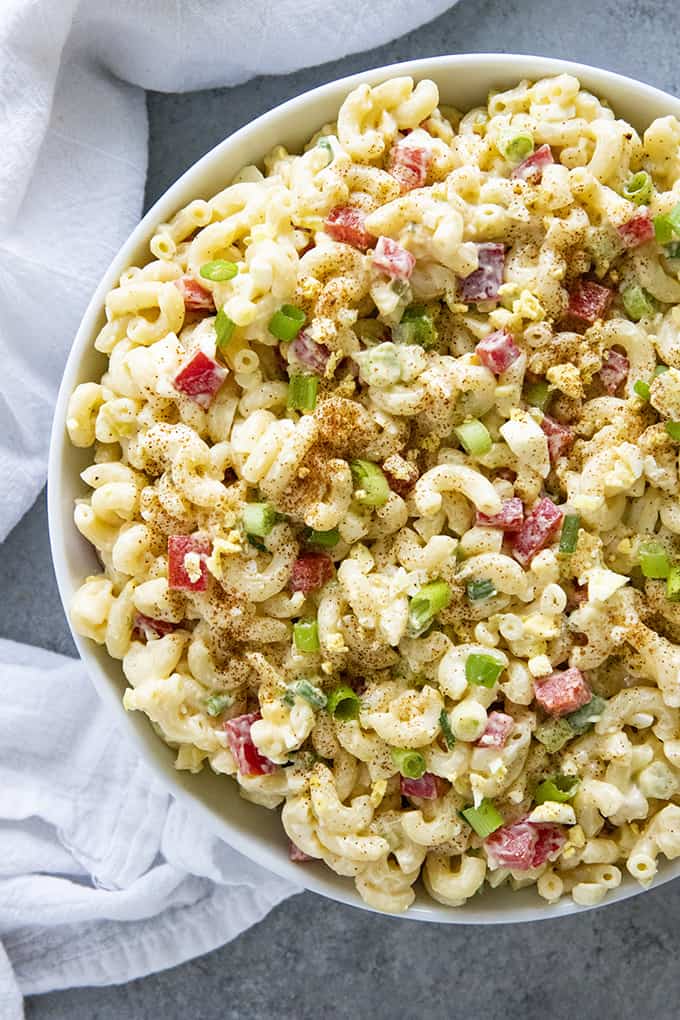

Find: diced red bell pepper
475;328;521;375
400;773;446;800
534;667;592;717
387;142;431;192
133;613;178;641
325;206;375;251
175;276;216;313
372;236;416;281
511;144;554;184
618;211;654;249
476;711;514;749
485;818;566;870
173;351;227;409
168;534;212;592
459;243;506;302
598;348;629;394
476;497;524;532
511;497;564;567
540;415;574;464
290;331;331;375
289;840;315;862
290;552;334;593
223;711;278;776
567;280;613;325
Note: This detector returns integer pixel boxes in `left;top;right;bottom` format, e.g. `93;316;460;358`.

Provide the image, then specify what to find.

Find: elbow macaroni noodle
68;73;680;914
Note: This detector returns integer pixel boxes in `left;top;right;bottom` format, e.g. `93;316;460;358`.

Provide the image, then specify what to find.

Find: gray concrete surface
4;0;679;1015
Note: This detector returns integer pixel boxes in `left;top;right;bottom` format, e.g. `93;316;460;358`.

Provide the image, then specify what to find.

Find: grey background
6;0;678;1015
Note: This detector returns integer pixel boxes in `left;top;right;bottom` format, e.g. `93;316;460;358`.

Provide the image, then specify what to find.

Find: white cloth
0;0;455;1016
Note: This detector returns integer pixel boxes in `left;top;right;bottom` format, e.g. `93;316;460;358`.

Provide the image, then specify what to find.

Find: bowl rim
48;51;680;924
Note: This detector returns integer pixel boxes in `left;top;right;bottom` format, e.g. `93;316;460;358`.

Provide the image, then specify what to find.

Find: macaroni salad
67;73;680;913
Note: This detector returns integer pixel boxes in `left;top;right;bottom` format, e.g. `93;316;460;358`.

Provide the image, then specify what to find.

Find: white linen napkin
0;0;456;1015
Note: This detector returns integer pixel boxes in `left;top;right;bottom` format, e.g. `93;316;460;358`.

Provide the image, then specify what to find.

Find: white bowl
48;53;680;922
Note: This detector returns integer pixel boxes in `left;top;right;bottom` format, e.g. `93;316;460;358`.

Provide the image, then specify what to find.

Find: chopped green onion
654;203;680;243
408;581;452;637
622;171;652;206
461;799;504;838
200;260;238;282
242;502;278;538
288;679;327;710
633;380;650;400
205;693;233;717
535;774;580;804
215;307;236;349
666;241;680;259
350;459;390;507
268;304;306;342
455;419;492;457
465;652;504;688
288;374;318;411
666;422;680;441
524;380;551;411
498;128;534;164
327;684;360;721
622;284;655;321
316;136;334;163
246;534;267;552
293;619;320;653
654;364;670;377
466;578;497;602
393;304;438;349
439;709;456;749
391;747;426;780
534;718;573;752
307;528;340;548
667;565;680;602
639;540;670;579
566;695;607;735
559;514;581;555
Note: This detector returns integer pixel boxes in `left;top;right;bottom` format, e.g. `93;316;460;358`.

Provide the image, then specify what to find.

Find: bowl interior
48;53;680;922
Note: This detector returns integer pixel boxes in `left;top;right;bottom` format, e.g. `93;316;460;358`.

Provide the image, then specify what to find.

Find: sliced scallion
439;709;456;749
666;422;680;441
391;747;426;780
350;459;390;507
205;693;233;717
393;304;438;349
461;799;504;838
465;652;504;688
200;260;238;282
288;374;318;411
639;540;670;579
524;380;551;411
293;619;320;653
622;284;655;322
535;774;580;805
242;502;278;538
667;565;680;602
466;578;497;602
327;685;360;721
408;580;452;637
215;307;236;349
559;513;581;555
499;128;534;164
622;171;652;206
566;695;607;735
268;304;306;342
633;379;651;401
307;528;340;548
288;679;327;710
534;718;573;752
455;419;492;457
